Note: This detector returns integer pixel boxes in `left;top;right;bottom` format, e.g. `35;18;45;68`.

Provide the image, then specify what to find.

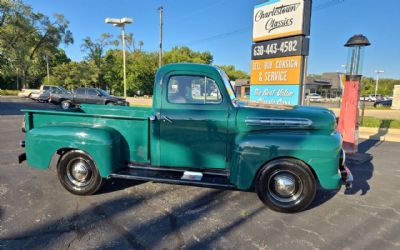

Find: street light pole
105;17;133;98
121;25;127;98
374;70;384;96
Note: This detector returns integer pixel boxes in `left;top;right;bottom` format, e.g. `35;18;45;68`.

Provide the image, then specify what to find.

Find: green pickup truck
19;63;352;213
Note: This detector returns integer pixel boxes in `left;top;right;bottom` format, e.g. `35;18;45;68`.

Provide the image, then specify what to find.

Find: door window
76;88;85;95
168;75;222;104
87;89;99;96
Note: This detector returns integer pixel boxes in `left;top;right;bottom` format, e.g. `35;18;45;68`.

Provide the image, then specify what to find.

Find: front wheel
57;150;104;195
255;158;316;213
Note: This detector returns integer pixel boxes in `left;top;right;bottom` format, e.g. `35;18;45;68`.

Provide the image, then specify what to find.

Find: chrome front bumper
339;149;353;189
340;166;353;189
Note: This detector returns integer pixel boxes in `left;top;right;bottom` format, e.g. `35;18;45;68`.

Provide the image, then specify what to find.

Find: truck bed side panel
24;106;151;170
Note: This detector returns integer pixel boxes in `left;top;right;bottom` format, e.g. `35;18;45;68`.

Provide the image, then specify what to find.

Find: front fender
25;125;122;177
230;131;342;190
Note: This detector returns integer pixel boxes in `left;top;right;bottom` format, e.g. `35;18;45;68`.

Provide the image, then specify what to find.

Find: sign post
393;85;400;110
250;0;312;106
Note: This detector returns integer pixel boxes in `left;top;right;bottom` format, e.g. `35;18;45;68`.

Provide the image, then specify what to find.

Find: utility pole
158;6;163;68
16;68;19;90
45;54;50;84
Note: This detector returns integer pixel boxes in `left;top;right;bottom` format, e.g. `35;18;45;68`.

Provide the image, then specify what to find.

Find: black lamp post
344;34;371;79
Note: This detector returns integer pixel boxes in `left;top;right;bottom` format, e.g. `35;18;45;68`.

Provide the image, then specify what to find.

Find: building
233;79;250;99
305;72;344;98
240;72;345;100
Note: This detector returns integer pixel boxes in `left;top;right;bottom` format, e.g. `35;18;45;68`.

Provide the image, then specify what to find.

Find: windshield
58;86;68;92
216;68;237;105
98;89;110;96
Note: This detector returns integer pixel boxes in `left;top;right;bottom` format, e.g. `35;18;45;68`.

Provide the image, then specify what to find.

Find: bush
0;89;19;96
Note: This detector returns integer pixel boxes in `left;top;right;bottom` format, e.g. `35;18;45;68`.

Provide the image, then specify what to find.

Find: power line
170;0;231;23
179;0;349;46
314;0;346;10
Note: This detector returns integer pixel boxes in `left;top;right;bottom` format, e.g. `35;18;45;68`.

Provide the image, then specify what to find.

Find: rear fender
25;125;123;177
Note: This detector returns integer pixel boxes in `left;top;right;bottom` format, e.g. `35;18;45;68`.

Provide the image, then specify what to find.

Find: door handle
149;115;156;122
161;115;173;123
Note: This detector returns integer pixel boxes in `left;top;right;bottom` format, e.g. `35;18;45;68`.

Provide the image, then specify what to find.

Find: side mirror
97;93;101;96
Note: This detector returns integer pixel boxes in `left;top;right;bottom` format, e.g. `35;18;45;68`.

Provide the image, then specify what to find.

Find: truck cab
19;63;352;213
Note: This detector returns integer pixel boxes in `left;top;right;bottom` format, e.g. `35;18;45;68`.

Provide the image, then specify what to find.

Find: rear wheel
57;150;104;195
255;158;316;213
106;102;115;106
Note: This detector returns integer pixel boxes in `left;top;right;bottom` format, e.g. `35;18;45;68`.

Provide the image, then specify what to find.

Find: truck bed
23;104;152;163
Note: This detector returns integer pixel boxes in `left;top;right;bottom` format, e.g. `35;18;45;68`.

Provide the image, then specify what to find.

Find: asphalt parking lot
1;97;400;249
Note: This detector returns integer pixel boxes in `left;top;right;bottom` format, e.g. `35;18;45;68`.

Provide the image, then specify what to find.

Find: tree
361;77;399;96
127;51;158;95
81;33;115;89
162;46;213;65
103;49;123;94
0;0;73;88
103;49;158;96
51;61;100;89
216;65;249;81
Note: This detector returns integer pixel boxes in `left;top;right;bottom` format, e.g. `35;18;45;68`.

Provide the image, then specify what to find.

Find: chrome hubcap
71;162;89;181
268;170;303;203
62;102;69;109
273;174;296;197
66;158;92;188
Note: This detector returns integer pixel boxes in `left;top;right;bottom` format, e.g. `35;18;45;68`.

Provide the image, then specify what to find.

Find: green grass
362;106;391;110
0;89;19;96
360;116;400;129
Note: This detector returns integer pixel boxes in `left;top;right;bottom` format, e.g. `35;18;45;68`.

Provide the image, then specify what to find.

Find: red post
337;75;361;154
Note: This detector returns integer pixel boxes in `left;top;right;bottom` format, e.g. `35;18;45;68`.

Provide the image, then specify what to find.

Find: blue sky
25;0;399;79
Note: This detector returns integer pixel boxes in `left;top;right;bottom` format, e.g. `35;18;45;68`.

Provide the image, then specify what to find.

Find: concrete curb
359;127;400;142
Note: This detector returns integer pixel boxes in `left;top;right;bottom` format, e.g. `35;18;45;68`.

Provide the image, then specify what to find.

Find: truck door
86;88;103;104
158;73;229;169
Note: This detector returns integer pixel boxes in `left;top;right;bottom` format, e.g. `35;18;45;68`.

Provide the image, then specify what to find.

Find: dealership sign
252;36;309;60
250;85;300;105
253;0;311;42
250;56;303;85
250;0;311;106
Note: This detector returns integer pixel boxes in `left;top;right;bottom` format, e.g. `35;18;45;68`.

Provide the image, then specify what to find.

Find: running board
109;167;236;189
127;163;230;177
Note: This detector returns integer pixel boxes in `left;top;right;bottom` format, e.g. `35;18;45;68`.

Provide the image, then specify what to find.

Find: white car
360;94;384;102
306;93;323;102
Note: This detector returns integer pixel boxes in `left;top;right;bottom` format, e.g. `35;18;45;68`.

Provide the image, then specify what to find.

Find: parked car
60;87;129;109
373;99;392;107
306;93;323;102
360;94;384;102
49;87;72;104
30;85;67;101
36;90;51;103
18;88;40;98
19;64;352;213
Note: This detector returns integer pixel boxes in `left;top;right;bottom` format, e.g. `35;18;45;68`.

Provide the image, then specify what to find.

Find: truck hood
236;104;336;132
